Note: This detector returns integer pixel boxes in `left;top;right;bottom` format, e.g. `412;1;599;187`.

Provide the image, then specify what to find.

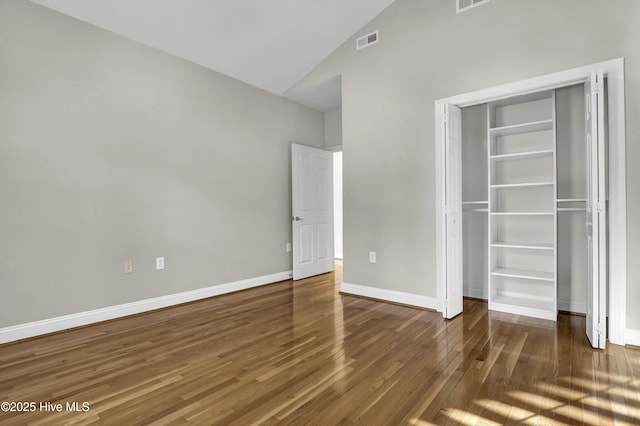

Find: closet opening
461;85;590;317
435;59;626;348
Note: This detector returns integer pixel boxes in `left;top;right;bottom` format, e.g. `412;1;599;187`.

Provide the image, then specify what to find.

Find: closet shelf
491;242;554;250
490;149;554;161
491;268;554;281
489;119;553;137
490;295;556;319
490;182;554;189
483;90;558;322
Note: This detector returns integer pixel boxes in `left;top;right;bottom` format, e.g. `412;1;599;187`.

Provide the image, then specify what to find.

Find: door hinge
595;201;603;213
594;77;603;94
597;323;603;335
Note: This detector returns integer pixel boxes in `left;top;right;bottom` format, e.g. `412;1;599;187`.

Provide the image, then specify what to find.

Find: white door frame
434;58;626;346
328;146;344;260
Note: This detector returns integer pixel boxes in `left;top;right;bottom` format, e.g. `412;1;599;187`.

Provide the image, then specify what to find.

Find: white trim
463;288;488;300
558;300;586;315
341;282;438;311
626;328;640;347
604;61;627;346
435;58;626;345
435;103;447;314
0;271;291;345
334;253;344;259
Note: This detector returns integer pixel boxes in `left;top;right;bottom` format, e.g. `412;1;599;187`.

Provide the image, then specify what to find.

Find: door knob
293;216;304;221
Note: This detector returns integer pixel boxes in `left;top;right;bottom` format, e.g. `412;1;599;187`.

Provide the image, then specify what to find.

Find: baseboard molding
462;290;587;315
334;253;344;259
0;271;292;345
463;288;487;300
626;328;640;347
558;300;586;314
341;282;438;310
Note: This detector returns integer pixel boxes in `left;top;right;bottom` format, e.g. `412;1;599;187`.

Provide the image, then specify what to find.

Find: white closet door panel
444;104;464;319
585;70;607;349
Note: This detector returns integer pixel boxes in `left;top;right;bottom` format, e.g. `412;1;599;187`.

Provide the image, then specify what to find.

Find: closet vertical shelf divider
487;91;558;320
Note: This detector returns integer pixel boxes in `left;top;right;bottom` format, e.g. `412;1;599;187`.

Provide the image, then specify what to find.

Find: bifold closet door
444;104;463;319
585;70;607;349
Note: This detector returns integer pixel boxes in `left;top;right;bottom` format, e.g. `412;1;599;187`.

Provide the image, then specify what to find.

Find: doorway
333;150;343;260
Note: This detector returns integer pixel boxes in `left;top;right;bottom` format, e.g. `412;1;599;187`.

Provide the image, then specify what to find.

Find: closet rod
557;198;586;203
557;207;586;212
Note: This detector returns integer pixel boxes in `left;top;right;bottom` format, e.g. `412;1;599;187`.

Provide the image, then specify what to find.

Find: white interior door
292;144;334;280
444;104;464;318
585;70;607;349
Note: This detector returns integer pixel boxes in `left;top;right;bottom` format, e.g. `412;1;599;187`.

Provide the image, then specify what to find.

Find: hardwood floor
1;261;639;425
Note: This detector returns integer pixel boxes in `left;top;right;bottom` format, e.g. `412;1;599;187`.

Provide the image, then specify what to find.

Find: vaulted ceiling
31;0;395;111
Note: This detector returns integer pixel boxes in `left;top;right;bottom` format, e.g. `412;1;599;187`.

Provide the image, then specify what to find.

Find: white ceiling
31;0;394;111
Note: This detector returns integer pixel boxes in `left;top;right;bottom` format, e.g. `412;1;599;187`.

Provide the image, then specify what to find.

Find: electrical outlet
156;257;165;270
124;260;133;273
369;251;376;263
286;242;291;252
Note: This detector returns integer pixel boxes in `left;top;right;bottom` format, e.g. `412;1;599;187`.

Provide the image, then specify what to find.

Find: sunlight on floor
474;399;536;422
535;382;588;400
408;418;438;426
441;408;502;426
558;375;599;391
434;369;640;425
507;390;564;410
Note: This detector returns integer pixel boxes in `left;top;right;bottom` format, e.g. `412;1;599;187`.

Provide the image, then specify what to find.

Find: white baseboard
626;328;640;347
334;253;344;259
341;282;438;310
558;300;586;314
462;289;587;315
0;271;291;345
463;288;487;300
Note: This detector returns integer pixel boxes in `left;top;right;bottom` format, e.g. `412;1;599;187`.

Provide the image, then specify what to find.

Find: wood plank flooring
1;261;639;425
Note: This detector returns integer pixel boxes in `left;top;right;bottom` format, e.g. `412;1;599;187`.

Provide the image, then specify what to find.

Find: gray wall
324;108;343;147
0;0;324;327
289;0;640;328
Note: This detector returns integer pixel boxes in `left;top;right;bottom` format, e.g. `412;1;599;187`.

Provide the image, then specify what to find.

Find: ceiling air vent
356;30;379;50
457;0;489;13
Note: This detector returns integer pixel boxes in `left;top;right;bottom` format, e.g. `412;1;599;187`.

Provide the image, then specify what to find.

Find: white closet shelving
487;91;558;320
